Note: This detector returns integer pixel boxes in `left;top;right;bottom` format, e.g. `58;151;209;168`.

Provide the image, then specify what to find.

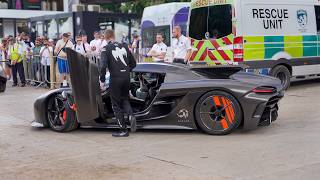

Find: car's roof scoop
189;62;246;79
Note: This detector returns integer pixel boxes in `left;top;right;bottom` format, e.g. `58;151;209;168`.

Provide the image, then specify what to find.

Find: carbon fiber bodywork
33;49;284;131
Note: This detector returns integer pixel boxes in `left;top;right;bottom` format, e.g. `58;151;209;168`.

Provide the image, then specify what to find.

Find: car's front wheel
195;91;242;135
47;94;78;132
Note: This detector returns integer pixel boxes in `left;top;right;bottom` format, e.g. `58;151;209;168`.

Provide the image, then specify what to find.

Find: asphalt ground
1;79;320;180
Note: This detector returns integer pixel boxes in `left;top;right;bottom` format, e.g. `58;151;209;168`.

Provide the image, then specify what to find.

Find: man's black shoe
112;130;129;137
129;115;137;133
12;83;18;87
20;83;26;87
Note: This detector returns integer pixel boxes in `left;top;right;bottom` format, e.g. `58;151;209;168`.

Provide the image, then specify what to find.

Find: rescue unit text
252;8;289;29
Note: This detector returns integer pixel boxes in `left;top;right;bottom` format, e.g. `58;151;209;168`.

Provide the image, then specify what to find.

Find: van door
189;4;234;65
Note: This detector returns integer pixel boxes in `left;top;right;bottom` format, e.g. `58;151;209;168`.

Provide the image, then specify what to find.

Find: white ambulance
189;0;320;89
141;2;190;61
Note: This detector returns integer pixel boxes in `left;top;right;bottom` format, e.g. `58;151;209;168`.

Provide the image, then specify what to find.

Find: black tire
195;91;242;135
47;94;78;132
270;65;291;90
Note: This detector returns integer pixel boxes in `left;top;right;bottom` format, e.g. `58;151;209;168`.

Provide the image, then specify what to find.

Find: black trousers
110;77;133;130
12;62;26;85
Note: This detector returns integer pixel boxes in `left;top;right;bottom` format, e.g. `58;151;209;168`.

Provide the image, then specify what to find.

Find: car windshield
189;5;232;40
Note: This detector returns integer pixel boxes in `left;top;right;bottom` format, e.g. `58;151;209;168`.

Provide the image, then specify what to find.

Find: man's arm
147;45;156;57
54;43;60;55
99;47;109;83
126;46;136;71
184;38;192;62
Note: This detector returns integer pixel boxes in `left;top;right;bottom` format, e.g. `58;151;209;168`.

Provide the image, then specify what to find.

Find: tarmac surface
1;80;320;180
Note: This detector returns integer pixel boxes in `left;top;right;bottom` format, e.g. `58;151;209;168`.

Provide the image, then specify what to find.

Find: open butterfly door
66;48;105;123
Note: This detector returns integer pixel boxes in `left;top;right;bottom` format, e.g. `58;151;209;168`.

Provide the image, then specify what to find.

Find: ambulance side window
315;6;320;34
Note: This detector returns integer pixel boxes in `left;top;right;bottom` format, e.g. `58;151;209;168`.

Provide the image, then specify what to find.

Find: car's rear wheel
47;94;78;132
195;91;242;135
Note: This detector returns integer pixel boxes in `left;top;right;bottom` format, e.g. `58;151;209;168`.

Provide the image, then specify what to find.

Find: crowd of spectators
0;25;191;88
0;30;138;88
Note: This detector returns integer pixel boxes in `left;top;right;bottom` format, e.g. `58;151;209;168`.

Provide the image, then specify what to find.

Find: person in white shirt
40;39;53;84
81;34;91;57
90;31;102;62
54;33;74;87
172;26;192;64
100;34;108;53
147;33;167;62
74;35;87;55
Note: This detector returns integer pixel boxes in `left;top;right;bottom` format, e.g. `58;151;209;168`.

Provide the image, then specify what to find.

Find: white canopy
0;9;63;19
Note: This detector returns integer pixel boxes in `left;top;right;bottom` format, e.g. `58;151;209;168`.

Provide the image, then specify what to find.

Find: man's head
76;35;82;45
81;35;88;43
35;40;40;47
43;39;49;47
172;26;182;38
100;34;105;40
48;39;54;46
132;31;139;39
156;33;164;44
62;33;70;42
94;31;100;39
105;29;115;41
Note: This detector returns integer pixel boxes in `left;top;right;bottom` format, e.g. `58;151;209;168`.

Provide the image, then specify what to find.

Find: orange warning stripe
222;36;233;45
199;47;208;61
210;40;231;60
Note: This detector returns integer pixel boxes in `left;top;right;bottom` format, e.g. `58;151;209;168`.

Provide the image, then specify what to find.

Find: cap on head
62;33;69;38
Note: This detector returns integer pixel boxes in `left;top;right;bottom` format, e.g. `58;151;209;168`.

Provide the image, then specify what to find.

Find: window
189;5;232;40
315;6;320;33
45;19;58;39
142;25;170;48
58;17;73;37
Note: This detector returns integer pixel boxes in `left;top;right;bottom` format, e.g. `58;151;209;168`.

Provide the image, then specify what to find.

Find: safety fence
23;54;103;89
24;54;68;89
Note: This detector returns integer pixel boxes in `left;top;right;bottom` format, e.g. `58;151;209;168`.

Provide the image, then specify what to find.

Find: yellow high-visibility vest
10;44;22;63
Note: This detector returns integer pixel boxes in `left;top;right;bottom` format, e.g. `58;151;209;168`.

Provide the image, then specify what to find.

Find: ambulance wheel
270;65;291;90
47;94;78;132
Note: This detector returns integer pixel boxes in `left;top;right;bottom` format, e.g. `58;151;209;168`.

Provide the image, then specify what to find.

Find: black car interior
102;72;165;117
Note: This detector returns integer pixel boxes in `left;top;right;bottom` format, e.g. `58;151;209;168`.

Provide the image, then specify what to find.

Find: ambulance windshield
189;5;232;40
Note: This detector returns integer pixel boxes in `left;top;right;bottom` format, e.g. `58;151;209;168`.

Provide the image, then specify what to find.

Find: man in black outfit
100;29;137;137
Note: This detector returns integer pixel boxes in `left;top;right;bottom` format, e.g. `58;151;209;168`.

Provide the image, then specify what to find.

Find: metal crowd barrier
24;54;69;89
24;53;102;89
